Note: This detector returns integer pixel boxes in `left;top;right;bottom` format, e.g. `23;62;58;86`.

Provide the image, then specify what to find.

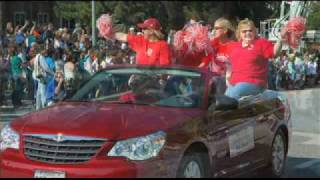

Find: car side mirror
213;95;239;111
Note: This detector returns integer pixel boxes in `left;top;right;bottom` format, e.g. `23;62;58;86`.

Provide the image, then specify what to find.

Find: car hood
12;102;204;140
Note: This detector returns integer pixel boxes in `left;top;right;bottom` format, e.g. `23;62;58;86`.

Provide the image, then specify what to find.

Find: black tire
176;152;211;178
265;129;288;178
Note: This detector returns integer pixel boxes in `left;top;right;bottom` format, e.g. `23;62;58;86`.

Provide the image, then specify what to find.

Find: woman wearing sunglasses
203;17;236;95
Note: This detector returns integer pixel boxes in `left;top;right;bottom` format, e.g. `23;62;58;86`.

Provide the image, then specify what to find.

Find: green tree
53;1;104;26
307;2;320;30
53;1;279;33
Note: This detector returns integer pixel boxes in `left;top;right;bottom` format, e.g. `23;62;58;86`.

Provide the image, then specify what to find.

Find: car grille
24;134;107;164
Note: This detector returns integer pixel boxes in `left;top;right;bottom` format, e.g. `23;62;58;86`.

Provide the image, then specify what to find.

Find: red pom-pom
184;23;211;53
172;23;212;56
281;17;306;49
96;14;113;40
173;30;185;51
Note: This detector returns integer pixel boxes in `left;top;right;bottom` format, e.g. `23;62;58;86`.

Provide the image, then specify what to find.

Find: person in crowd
26;22;37;51
4;22;15;48
114;17;171;66
306;54;318;87
72;22;84;41
46;70;65;106
33;46;54;110
44;23;55;45
53;49;64;72
294;52;306;89
17;45;27;63
79;48;94;79
64;52;76;83
287;54;297;90
274;55;288;90
79;34;87;52
224;18;285;100
268;59;277;90
91;50;100;74
44;48;56;86
64;52;78;97
9;44;24;107
0;49;10;106
54;30;63;50
15;21;29;46
62;28;71;50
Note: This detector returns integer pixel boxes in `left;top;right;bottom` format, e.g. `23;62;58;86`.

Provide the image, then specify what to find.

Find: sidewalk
0;99;34;119
0;90;35;128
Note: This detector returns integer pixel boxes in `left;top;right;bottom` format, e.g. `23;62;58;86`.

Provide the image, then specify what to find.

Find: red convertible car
0;65;291;178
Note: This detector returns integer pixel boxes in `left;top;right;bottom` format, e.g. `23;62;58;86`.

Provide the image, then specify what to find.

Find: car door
204;79;263;177
207;102;257;177
208;93;285;177
248;93;284;164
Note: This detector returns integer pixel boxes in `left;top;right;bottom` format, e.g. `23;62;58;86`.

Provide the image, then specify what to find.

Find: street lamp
92;0;96;48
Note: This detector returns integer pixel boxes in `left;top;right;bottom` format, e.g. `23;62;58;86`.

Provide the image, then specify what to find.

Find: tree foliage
307;2;320;30
53;1;279;33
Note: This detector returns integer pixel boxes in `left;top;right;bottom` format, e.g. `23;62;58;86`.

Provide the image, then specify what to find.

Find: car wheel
176;153;210;178
266;130;287;178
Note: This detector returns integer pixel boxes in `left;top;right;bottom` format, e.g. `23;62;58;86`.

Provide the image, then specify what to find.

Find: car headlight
0;125;20;152
108;131;166;161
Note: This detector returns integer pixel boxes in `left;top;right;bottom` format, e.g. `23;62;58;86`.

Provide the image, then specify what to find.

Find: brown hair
235;18;257;41
66;52;74;63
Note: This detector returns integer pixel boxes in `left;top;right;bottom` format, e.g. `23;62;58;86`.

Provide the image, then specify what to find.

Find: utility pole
92;0;96;48
280;1;285;19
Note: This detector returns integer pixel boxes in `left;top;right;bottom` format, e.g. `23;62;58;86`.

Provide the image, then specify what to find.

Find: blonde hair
236;18;257;41
215;17;235;35
150;29;164;40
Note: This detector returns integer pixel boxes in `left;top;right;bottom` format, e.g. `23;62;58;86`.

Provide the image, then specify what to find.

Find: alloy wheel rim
272;134;285;175
184;160;202;178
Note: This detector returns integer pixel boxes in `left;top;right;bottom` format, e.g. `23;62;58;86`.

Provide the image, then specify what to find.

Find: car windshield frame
69;66;207;109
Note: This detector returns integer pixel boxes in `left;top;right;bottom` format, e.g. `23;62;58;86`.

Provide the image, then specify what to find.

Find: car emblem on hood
53;133;65;143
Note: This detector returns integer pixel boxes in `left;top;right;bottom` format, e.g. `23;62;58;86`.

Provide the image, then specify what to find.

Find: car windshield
70;67;205;108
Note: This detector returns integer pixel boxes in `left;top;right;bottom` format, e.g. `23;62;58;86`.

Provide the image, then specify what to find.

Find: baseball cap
137;18;161;30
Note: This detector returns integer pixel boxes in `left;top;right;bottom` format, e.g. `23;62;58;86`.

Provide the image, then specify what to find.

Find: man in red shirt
114;18;171;66
225;18;285;100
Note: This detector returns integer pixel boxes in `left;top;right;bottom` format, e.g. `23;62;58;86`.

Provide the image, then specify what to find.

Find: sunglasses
241;29;253;33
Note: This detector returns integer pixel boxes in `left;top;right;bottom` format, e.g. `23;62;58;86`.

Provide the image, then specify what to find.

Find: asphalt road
0;89;319;178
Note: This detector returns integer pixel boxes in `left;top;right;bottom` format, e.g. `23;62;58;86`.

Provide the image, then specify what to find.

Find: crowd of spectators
0;20;136;109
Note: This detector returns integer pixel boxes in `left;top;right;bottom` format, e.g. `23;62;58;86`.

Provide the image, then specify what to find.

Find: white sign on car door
228;120;255;158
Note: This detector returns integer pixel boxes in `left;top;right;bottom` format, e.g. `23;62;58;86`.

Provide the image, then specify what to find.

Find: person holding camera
32;46;54;110
46;71;65;106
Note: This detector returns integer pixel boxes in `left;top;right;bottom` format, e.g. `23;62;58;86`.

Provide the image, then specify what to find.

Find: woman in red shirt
201;17;236;95
114;18;171;66
225;18;284;100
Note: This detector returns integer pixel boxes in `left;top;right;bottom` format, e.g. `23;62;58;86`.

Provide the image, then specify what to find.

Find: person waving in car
114;18;171;66
225;18;287;100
